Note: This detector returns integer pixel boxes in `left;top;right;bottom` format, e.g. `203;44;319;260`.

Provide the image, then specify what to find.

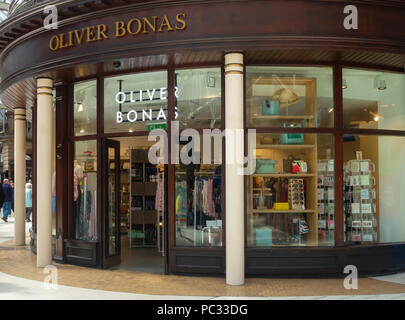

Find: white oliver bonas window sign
116;87;179;123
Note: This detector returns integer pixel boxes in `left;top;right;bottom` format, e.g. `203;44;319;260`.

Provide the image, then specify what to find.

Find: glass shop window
104;71;168;133
246;66;333;128
343;69;405;131
246;133;335;247
175;134;223;247
73;140;97;241
73;80;97;136
175;68;222;130
344;135;405;244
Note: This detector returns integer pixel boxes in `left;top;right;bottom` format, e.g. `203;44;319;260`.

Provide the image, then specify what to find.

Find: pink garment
73;174;79;201
52;171;56;196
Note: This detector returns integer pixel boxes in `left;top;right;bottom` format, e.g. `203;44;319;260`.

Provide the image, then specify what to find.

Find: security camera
113;61;121;69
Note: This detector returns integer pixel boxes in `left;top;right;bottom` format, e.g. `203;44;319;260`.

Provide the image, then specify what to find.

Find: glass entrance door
102;139;121;268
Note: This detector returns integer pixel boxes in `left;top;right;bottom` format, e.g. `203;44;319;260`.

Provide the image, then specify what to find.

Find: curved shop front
1;0;405;283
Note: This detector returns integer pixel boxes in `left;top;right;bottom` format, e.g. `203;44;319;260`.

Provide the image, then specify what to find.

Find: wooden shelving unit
247;76;319;247
129;149;158;248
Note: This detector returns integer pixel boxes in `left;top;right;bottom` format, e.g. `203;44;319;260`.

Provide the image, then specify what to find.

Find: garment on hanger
155;174;164;212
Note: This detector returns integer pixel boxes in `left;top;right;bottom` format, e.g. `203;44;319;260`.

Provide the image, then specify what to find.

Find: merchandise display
73;158;97;241
248;131;319;247
344;157;378;243
317;159;335;245
175;164;223;247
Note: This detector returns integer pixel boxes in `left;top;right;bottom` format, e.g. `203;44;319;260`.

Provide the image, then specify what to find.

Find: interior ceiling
1;48;405;119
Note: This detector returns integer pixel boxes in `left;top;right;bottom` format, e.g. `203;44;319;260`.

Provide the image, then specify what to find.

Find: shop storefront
1;0;405;284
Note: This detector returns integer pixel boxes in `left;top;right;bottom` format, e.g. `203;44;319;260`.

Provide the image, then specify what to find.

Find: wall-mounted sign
49;13;187;51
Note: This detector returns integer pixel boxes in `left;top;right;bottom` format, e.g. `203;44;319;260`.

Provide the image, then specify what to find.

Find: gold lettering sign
49;13;187;51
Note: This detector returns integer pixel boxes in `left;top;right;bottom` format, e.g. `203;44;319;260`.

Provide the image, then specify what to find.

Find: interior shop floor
112;236;164;274
1;239;405;297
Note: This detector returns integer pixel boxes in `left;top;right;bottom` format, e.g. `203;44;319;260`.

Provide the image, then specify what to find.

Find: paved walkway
1;216;405;300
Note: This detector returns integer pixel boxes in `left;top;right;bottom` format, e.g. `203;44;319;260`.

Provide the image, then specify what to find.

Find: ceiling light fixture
374;76;387;90
342;79;348;89
77;103;84;112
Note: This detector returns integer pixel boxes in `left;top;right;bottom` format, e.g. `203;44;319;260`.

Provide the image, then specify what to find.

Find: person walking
0;180;4;219
2;179;13;222
25;183;32;222
10;180;14;214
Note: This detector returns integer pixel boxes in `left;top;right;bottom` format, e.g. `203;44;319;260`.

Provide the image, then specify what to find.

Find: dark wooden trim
67;83;74;239
167;55;175;273
250;127;338;134
100;131;150;138
342;128;405;137
246;243;405;277
70;135;99;141
170;247;225;275
221;55;226;250
333;65;344;247
64;239;98;267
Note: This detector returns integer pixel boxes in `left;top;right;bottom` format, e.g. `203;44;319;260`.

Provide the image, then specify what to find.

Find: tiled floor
1;217;405;298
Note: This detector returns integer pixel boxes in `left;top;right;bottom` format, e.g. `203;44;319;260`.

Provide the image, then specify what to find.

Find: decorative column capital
224;53;244;76
37;78;54;96
14;107;26;121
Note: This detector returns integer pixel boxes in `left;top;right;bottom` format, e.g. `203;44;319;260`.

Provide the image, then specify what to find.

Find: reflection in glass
73;140;97;240
104;71;168;133
74;80;97;136
246;66;333;128
343;69;405;130
175;68;222;129
246;133;335;247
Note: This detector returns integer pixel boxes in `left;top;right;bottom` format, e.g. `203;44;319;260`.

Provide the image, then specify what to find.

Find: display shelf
252;209;316;213
251;115;314;120
256;144;315;149
252;173;315;178
129;149;158;248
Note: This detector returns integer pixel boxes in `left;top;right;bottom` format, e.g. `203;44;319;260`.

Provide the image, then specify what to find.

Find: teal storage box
262;100;279;116
255;159;277;174
279;133;304;145
255;227;272;246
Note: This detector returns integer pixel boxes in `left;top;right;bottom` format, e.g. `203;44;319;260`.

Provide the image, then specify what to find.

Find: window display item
262;99;279;116
272;88;302;108
344;157;378;244
291;160;308;173
255;159;277;174
288;178;305;210
255;227;272;246
274;202;289;210
279;133;304;145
